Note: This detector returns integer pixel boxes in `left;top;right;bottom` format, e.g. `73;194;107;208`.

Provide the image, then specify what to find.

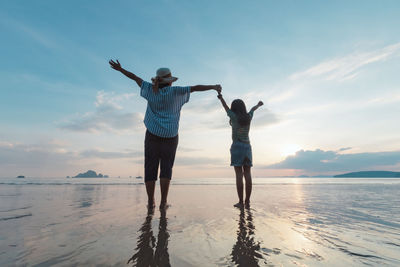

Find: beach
1;178;400;266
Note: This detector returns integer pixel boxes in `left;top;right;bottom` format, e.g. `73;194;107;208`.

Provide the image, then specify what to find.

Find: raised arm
217;93;230;112
190;84;222;93
109;59;143;87
250;101;264;113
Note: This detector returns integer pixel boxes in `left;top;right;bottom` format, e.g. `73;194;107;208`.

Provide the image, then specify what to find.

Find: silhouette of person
128;209;170;266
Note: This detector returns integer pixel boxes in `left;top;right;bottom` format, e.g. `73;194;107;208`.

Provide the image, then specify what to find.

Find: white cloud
60;91;144;134
95;90;136;109
290;42;400;82
265;148;400;173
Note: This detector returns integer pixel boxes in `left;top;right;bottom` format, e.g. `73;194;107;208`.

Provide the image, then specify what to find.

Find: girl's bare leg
234;166;244;207
243;165;252;207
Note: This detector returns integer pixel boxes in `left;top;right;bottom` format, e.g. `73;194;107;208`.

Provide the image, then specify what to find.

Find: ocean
1;178;399;266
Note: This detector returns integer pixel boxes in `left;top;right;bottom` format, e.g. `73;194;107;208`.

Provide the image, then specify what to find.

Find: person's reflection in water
231;207;265;266
127;208;170;266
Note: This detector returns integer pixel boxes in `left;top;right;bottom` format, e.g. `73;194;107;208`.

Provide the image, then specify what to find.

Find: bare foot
233;202;244;208
244;201;250;209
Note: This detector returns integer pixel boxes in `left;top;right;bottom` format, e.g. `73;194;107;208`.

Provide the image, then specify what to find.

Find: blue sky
1;1;400;177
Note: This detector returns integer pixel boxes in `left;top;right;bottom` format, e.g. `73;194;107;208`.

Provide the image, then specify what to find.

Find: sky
1;0;400;178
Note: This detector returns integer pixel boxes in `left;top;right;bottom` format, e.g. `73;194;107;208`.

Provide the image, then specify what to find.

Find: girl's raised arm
250;101;264;113
109;59;143;87
217;93;230;112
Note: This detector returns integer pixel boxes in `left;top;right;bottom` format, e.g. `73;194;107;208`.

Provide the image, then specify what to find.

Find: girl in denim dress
217;93;263;208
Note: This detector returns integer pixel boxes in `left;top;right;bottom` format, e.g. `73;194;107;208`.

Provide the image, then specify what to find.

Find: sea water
0;178;399;266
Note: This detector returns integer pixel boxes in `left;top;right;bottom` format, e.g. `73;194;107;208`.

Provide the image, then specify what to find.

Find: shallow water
0;179;399;266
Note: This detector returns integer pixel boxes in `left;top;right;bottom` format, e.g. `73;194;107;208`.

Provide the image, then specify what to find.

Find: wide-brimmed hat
151;68;178;84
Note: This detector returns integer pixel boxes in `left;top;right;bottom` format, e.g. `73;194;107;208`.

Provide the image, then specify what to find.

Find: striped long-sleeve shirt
141;81;191;138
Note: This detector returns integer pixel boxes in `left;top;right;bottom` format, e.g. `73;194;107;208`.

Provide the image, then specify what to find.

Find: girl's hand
258;101;264;106
109;59;122;71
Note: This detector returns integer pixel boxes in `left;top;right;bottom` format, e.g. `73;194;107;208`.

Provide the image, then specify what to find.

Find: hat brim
160;76;178;83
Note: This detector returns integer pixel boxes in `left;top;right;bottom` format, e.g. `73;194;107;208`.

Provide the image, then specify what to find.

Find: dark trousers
144;130;178;182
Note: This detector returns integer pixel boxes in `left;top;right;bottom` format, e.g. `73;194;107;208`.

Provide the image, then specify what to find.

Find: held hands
109;59;122;71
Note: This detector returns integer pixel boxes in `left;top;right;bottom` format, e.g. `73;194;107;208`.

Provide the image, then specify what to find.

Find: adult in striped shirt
109;59;221;210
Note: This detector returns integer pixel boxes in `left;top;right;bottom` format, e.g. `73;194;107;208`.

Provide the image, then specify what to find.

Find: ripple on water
0;213;32;221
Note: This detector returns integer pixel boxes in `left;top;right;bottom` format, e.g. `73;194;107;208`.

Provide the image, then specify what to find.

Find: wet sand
1;182;399;266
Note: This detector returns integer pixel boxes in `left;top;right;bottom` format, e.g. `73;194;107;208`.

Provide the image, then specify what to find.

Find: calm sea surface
1;178;399;266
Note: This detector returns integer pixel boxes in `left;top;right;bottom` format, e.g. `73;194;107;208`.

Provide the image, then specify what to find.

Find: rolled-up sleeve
140;81;152;100
174;86;191;104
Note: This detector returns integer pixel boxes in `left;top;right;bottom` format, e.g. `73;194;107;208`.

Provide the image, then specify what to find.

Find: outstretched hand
258;101;264;106
109;59;122;71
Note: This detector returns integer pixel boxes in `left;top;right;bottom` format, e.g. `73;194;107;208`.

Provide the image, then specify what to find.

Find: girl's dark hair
230;99;251;126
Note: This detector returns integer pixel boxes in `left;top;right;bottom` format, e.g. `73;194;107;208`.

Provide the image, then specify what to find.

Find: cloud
0;141;145;177
177;147;201;153
175;156;225;166
0;142;76;174
131;155;225;166
0;139;225;176
290;42;400;82
182;100;279;131
252;108;280;128
60;91;144;134
79;149;142;159
184;96;221;114
0;142;144;165
265;148;400;173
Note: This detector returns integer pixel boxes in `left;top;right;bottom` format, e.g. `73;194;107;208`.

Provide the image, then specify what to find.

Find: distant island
73;170;109;178
334;171;400;178
16;175;25;178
